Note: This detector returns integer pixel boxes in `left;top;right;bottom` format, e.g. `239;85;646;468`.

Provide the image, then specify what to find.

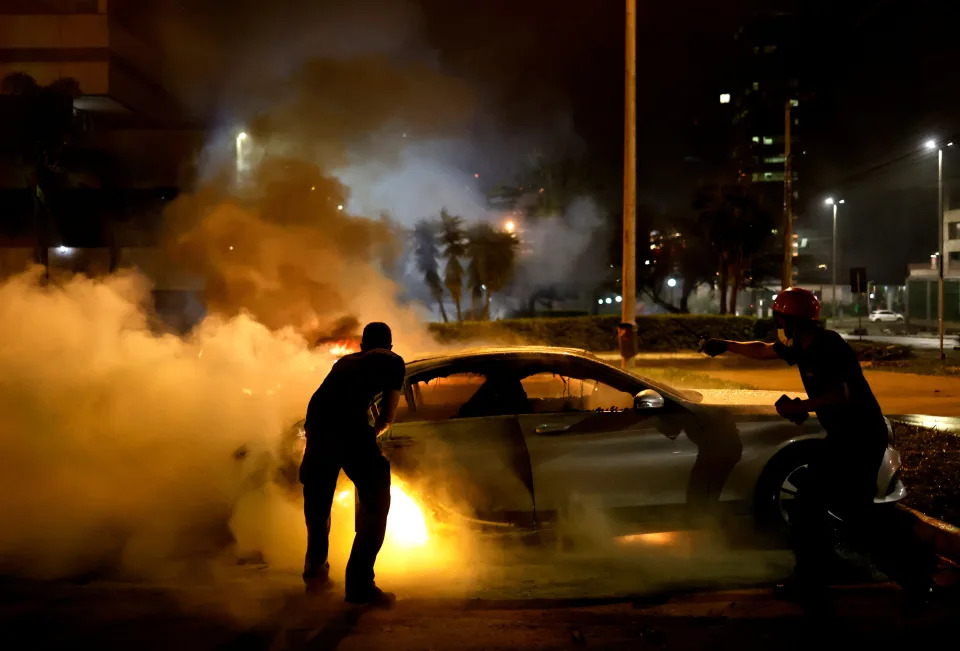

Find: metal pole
782;101;793;289
621;0;637;366
939;148;945;361
832;203;838;319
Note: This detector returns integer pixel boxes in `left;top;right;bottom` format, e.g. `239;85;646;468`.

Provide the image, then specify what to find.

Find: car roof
405;345;596;374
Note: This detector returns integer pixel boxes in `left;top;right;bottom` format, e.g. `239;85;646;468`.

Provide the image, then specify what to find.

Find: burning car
276;347;906;536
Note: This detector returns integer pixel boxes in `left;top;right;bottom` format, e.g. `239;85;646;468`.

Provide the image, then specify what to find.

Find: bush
428;314;757;352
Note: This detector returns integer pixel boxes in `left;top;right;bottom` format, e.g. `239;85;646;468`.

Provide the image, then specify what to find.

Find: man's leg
341;450;392;601
785;463;836;593
301;457;340;590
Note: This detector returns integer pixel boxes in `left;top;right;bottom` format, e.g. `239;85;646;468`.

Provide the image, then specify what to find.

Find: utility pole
782;100;793;290
620;0;637;368
938;147;945;361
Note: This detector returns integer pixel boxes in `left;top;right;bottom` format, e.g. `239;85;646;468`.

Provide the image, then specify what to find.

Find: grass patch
630;366;757;391
895;423;960;528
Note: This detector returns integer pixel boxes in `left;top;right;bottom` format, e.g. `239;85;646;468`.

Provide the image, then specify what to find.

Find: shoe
345;584;396;608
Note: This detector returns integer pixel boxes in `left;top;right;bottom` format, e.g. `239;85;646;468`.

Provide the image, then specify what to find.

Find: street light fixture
824;197;843;319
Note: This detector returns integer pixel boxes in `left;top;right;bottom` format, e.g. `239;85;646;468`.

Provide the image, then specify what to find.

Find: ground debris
896;423;960;527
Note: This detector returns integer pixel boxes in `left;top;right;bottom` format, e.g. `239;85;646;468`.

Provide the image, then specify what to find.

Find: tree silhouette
466;223;518;319
412;219;448;322
693;184;775;314
438;209;466;321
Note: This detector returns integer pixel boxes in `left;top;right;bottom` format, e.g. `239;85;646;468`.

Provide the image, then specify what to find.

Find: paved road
2;568;956;651
841;333;960;350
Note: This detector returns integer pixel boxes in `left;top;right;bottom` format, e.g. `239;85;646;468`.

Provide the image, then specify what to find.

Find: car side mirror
634;389;664;410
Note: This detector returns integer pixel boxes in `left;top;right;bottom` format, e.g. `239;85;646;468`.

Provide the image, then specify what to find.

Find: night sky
143;0;960;283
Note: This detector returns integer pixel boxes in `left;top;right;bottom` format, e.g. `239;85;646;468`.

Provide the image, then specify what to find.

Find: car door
515;359;702;524
381;363;535;525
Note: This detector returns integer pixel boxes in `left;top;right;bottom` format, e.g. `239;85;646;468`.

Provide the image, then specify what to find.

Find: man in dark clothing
701;288;933;601
300;322;405;607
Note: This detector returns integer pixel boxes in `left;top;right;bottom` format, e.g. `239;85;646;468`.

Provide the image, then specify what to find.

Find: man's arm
701;339;779;360
777;384;849;419
374;389;401;438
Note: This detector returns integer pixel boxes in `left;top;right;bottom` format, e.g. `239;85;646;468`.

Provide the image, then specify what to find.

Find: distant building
0;0;206;328
687;11;808;285
905;208;960;326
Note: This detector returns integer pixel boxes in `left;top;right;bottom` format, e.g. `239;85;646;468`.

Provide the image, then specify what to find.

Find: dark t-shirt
305;348;405;435
773;329;887;453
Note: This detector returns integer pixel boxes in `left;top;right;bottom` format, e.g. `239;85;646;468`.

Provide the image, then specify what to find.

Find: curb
887;414;960;434
898;505;960;565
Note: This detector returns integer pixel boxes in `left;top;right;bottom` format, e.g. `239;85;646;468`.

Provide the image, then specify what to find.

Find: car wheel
896;316;904;322
754;442;824;530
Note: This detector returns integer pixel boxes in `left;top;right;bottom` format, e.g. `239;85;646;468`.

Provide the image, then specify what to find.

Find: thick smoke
0;268;323;578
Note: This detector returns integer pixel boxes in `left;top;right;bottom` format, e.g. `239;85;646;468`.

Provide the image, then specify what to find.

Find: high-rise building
0;0;205;324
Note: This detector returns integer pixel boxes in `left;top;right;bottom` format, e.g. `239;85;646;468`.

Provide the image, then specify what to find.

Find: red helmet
772;287;820;321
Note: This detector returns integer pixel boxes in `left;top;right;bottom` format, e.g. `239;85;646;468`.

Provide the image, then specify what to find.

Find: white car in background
869;309;904;323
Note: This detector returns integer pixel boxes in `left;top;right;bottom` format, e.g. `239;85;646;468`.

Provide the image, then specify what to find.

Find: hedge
428;314;757;352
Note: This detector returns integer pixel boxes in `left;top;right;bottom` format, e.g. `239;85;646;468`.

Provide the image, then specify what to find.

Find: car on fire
278;347;906;534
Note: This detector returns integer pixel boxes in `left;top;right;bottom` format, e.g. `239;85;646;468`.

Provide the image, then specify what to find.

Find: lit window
763;137;774;145
719;93;731;104
794;118;799;125
751;136;759;143
790;99;799;107
764;45;777;53
752;82;759;91
763;155;786;164
800;238;809;248
752;46;759;55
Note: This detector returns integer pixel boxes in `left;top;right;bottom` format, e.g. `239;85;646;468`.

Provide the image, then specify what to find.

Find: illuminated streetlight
337;204;344;211
615;295;623;303
598;299;604;305
667;278;677;288
503;220;516;234
719;93;731;104
825;197;843;318
605;297;613;304
56;245;71;255
925;139;937;150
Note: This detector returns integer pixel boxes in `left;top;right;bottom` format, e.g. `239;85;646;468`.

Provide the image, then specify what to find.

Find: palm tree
438;209;466;321
483;230;519;317
412;219;448;322
466;223;518;319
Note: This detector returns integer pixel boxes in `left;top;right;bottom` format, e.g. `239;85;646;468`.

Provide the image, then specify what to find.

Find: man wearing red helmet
701;287;891;595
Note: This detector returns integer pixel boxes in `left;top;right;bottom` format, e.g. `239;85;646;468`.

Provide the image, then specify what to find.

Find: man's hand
775;394;809;424
699;338;728;357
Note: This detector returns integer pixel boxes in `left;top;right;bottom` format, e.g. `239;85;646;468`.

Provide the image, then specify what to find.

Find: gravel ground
896;423;960;528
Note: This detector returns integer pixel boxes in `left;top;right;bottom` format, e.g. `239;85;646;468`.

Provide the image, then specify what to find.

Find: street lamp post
825;197;844;319
925;138;954;362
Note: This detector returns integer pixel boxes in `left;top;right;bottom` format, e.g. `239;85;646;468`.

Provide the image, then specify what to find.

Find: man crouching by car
300;322;404;607
701;288;936;605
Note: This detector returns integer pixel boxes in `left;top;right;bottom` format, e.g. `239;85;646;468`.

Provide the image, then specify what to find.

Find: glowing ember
335;478;428;548
615;531;678;546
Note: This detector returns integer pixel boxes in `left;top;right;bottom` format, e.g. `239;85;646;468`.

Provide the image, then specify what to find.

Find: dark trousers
790;447;935;591
300;429;391;591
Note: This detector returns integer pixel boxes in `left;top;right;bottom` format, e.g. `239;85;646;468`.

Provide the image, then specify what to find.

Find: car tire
753;441;825;531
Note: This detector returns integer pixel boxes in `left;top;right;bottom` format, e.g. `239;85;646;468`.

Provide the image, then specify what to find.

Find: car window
520;372;634;413
411;372;488;420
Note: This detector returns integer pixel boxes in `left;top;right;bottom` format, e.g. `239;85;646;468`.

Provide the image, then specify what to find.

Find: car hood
682;389;807;416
